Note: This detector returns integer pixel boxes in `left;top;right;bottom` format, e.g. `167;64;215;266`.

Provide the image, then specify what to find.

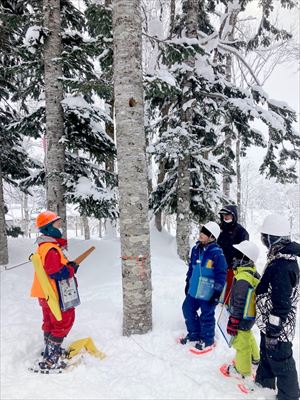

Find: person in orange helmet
31;211;79;373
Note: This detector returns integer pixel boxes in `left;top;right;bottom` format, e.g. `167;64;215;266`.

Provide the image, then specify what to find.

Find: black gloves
265;320;282;350
67;261;79;274
227;316;239;336
209;289;221;305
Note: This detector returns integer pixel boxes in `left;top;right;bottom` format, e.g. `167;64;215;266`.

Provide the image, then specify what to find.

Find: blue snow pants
182;294;216;345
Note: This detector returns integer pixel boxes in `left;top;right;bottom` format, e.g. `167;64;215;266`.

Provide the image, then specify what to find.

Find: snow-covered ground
1;225;299;400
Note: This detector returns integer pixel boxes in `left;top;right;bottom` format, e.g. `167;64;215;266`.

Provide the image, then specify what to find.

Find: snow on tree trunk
0;166;8;265
43;0;67;236
176;0;198;262
113;0;152;336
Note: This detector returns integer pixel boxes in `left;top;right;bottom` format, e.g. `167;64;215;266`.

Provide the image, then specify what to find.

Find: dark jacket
229;263;260;331
256;241;300;342
186;241;227;298
217;205;249;267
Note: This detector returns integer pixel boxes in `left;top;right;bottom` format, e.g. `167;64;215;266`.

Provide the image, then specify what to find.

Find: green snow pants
232;329;260;376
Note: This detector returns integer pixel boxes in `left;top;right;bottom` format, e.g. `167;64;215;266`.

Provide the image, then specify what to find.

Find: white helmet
203;221;221;240
233;240;259;263
260;214;290;237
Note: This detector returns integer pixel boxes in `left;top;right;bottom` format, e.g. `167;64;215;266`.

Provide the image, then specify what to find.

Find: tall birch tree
43;0;66;233
113;0;152;335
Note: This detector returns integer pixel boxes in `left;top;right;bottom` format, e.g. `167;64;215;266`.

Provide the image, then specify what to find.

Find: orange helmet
36;211;61;228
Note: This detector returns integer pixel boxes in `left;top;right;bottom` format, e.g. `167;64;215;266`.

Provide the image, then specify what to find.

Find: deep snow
1;225;299;400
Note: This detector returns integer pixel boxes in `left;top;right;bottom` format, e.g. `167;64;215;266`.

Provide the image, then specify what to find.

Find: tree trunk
168;0;176;39
0;166;8;265
154;159;166;232
176;155;191;262
43;0;67;237
222;133;231;198
154;212;162;232
176;0;198;262
22;193;30;237
145;130;153;196
155;0;175;232
236;136;243;223
81;215;90;240
113;0;152;336
98;219;102;238
104;219;117;238
105;98;115;173
221;5;240;198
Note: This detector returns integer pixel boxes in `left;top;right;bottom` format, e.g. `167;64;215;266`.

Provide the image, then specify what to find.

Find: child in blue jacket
181;221;227;352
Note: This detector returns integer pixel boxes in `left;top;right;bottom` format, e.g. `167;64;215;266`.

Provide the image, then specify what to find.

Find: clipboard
217;305;234;347
57;277;81;311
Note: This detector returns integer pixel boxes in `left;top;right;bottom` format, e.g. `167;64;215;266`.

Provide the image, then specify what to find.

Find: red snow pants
39;298;75;338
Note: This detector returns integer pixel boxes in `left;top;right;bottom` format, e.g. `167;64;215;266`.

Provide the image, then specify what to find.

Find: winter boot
39;336;67;371
179;334;199;345
41;332;68;359
226;364;245;379
194;340;214;351
239;376;258;392
41;332;50;358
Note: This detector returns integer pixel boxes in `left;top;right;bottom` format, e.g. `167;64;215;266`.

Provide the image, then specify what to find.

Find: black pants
255;333;299;400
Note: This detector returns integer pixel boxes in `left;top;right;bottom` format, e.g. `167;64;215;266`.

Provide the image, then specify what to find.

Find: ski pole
4;259;32;271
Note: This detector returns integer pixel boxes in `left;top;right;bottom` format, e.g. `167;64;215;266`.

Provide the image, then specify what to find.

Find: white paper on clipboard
217;305;234;347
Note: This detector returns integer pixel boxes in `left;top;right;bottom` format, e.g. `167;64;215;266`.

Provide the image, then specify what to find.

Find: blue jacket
186;241;227;298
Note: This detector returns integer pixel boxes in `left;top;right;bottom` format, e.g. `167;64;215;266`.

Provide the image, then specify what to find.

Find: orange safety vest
30;243;69;298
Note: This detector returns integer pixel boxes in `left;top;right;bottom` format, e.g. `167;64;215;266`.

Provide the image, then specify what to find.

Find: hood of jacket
234;262;257;276
219;204;238;225
279;241;300;257
35;235;68;249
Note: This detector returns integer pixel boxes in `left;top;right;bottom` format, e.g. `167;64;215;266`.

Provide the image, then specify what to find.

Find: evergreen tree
145;0;299;240
212;0;299;197
0;0;117;222
0;166;8;265
146;0;226;232
0;1;41;263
